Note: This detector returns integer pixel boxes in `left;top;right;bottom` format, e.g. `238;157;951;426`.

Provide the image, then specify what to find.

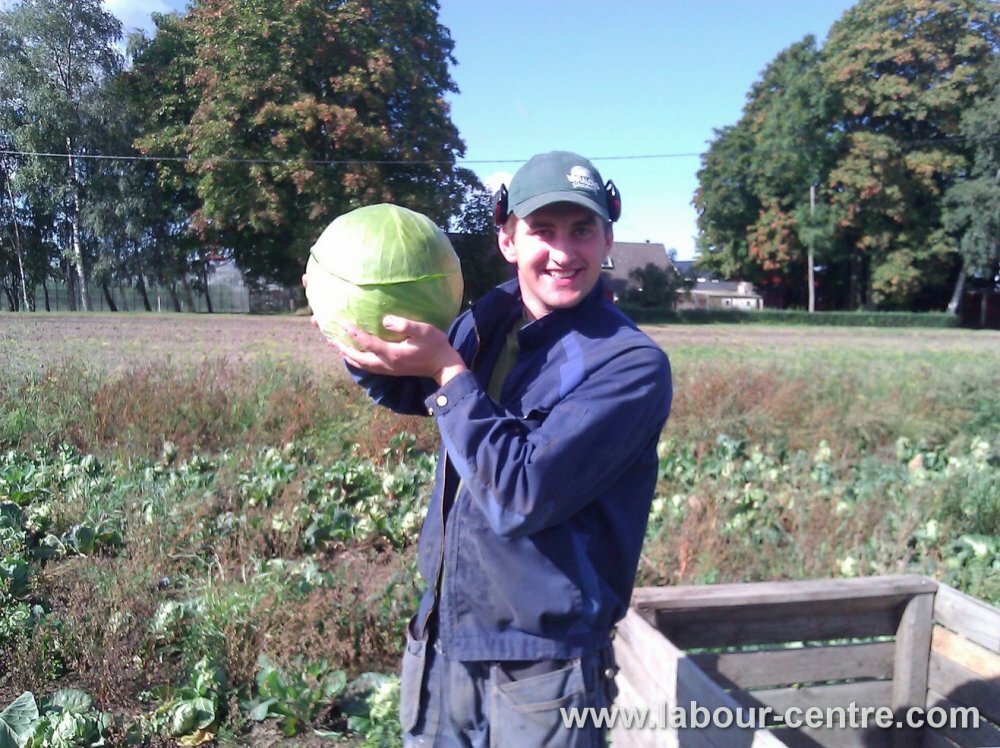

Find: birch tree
0;0;123;311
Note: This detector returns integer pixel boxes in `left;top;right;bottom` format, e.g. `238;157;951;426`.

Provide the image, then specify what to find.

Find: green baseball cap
508;151;611;222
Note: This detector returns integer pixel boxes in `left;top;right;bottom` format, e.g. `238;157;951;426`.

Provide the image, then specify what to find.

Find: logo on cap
566;166;600;195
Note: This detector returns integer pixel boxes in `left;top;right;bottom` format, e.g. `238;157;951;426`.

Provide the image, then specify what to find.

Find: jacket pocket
490;660;593;747
398;618;428;734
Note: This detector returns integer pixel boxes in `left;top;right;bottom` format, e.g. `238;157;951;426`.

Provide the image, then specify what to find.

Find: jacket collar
470;276;608;350
518;277;607;347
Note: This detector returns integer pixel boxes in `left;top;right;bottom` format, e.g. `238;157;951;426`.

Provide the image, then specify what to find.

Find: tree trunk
66;138;91;311
946;260;965;315
65;262;77;311
201;266;214;313
101;280;118;311
3;286;14;312
169;281;182;312
137;274;152;311
42;279;51;312
849;249;861;310
808;185;815;313
5;178;29;311
182;279;197;312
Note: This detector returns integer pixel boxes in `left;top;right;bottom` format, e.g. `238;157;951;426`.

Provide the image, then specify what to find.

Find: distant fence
16;280;302;314
26;281;251;313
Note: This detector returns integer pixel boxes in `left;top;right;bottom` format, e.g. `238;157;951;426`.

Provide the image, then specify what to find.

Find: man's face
498;203;612;321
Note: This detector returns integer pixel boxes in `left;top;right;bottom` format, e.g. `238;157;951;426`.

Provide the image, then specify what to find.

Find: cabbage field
1;313;998;746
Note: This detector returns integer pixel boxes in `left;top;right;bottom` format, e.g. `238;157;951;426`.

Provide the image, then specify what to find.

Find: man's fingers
383;315;438;340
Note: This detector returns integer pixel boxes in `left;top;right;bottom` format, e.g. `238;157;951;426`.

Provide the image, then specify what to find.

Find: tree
695;0;998;311
822;0;997;309
696;37;841;308
694;122;761;283
116;14;205;312
626;260;687;309
448;184;509;306
0;0;124;311
134;0;473;287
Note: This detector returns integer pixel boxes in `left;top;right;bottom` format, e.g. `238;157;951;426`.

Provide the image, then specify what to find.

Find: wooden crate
611;575;1000;748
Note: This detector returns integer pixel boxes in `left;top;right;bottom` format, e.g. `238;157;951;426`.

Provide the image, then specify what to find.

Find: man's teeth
548;270;577;279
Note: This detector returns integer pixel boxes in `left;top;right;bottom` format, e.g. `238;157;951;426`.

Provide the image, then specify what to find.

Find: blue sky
107;0;859;259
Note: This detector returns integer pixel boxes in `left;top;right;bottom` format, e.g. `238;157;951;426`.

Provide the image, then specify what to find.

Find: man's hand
334;316;467;387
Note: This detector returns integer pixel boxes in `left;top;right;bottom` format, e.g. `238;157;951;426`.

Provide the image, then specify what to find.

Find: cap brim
511;191;609;222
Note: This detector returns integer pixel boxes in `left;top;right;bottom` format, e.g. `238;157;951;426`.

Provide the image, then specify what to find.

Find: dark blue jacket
353;278;672;661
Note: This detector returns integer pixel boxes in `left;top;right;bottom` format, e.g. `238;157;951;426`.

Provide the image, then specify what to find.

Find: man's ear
497;223;518;264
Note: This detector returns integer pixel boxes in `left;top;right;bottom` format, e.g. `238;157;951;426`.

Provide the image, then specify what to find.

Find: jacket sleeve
426;343;672;538
344;308;475;416
346;363;437;417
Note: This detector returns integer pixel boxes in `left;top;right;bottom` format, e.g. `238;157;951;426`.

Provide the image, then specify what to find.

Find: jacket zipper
418;322;481;647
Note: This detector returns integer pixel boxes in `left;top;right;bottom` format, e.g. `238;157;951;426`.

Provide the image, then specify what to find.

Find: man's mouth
547;268;580;280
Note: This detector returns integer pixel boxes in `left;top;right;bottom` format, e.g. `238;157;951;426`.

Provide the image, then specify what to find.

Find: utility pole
808;184;816;313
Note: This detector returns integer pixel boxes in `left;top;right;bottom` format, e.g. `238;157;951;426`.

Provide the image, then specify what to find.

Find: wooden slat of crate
633;577;934;654
926;689;1000;748
927;649;1000;726
932;584;1000;653
613;609;695;747
613;608;787;748
689;641;895;690
930;625;1000;679
651;604;901;650
612;672;668;748
632;576;935;613
734;679;892;715
891;591;935;748
734;681;894;748
770;724;892;748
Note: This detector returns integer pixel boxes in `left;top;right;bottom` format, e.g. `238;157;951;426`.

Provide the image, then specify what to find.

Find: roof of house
603;241;671;282
689;280;762;298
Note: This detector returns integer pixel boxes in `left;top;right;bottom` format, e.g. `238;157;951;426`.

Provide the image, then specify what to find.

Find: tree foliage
0;0;474;309
448;186;509;306
626;260;688;309
695;0;998;311
129;0;475;286
942;56;1000;282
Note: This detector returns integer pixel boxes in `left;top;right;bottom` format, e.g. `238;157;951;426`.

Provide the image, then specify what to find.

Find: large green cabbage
305;204;464;345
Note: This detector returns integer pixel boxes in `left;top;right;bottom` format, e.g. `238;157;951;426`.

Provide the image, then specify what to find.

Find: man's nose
547;233;575;259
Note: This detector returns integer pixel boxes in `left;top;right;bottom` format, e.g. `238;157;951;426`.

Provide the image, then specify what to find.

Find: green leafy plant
151;657;226;746
0;692;37;748
28;690;110;748
342;673;402;748
245;655;347;737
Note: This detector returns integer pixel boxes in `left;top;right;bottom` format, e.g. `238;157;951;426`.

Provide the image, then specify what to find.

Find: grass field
1;313;997;745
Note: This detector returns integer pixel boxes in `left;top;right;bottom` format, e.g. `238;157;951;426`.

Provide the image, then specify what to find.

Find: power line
0;148;704;166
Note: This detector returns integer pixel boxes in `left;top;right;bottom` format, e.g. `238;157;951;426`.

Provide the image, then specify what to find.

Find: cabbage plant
305;204;464;344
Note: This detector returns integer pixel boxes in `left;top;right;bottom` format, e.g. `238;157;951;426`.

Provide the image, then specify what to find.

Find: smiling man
329;151;673;747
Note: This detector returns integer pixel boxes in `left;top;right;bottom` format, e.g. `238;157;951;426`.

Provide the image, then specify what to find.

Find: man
331;151;672;746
